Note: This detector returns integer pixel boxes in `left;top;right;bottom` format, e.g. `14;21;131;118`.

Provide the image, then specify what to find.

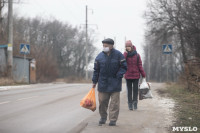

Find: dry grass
0;78;29;86
0;78;16;86
157;83;200;132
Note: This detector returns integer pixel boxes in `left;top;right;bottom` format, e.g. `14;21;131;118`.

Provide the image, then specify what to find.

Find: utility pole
148;44;151;81
123;36;126;52
0;0;1;23
85;5;88;80
114;36;116;48
7;0;13;77
0;0;3;33
84;5;96;80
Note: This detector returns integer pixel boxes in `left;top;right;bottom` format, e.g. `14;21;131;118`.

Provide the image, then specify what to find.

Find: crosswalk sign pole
19;44;30;82
23;54;25;81
167;54;168;82
163;44;172;82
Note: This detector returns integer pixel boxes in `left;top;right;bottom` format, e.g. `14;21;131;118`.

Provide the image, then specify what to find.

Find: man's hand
92;84;96;88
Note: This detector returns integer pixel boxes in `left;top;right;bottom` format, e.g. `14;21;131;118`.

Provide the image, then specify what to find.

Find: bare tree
1;14;97;82
143;0;200;83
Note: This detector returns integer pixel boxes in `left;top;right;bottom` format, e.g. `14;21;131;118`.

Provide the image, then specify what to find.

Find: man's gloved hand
92;84;96;88
116;74;122;79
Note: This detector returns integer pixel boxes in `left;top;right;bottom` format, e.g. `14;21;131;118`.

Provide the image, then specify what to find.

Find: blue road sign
20;44;30;54
163;44;172;54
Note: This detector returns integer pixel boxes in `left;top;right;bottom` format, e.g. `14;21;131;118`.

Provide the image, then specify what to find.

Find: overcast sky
13;0;147;68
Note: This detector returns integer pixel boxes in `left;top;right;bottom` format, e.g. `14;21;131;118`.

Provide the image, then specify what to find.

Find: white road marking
0;96;39;105
16;96;38;101
0;101;10;105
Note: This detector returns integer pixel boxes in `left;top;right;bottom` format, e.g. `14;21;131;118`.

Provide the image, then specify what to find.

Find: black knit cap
102;38;114;45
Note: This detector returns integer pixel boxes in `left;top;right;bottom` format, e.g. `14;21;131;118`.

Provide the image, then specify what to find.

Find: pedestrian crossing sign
20;44;30;54
163;44;172;54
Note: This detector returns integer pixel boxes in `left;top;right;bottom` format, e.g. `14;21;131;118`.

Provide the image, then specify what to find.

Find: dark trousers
126;79;139;103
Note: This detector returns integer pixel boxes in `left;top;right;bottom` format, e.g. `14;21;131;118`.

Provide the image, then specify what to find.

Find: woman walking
124;40;146;110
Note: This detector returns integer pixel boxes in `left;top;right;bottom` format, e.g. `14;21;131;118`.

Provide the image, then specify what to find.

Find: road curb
68;120;88;133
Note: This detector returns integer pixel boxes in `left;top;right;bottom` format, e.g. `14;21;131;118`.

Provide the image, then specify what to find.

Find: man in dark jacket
92;38;127;126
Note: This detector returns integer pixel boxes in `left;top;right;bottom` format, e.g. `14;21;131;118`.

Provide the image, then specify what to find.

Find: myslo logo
172;127;198;132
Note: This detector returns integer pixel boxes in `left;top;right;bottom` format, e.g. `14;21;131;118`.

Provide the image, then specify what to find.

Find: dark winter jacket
92;48;127;92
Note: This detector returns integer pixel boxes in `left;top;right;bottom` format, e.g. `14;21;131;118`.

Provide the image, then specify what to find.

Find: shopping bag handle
87;88;95;101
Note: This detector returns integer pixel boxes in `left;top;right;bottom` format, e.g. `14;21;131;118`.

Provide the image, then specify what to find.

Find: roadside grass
0;78;28;86
0;78;16;86
157;83;200;132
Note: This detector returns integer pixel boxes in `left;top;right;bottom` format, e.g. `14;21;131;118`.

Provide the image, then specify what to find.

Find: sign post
20;44;30;81
163;44;172;82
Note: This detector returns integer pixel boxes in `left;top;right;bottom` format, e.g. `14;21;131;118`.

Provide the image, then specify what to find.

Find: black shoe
109;121;116;126
99;118;106;125
128;102;133;110
133;101;137;110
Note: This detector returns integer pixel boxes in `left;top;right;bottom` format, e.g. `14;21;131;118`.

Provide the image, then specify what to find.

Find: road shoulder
80;83;175;133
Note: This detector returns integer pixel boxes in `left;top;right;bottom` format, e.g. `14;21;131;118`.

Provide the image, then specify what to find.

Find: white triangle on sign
21;45;29;53
164;45;172;52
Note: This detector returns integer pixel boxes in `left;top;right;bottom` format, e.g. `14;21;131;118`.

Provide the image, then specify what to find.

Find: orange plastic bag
80;88;96;112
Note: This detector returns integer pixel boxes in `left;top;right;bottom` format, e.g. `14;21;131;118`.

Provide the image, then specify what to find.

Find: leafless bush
143;0;200;82
184;58;200;92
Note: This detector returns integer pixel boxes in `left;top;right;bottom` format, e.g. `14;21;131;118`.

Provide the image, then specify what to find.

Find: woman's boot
133;101;138;110
128;102;133;110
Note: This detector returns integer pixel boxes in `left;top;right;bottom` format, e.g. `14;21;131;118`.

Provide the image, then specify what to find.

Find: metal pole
0;0;2;31
85;5;88;80
124;36;126;52
114;36;116;49
167;54;169;82
7;0;13;77
23;54;26;81
160;47;162;83
148;45;151;81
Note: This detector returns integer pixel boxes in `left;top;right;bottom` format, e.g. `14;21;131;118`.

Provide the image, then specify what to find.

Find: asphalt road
0;83;96;133
0;83;175;133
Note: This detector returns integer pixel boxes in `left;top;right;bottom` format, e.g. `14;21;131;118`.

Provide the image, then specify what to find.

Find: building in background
0;46;36;84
